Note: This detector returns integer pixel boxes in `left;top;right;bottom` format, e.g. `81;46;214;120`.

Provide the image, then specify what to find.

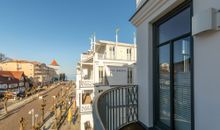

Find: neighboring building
76;38;137;130
0;60;57;85
49;59;60;80
0;71;29;97
94;0;220;130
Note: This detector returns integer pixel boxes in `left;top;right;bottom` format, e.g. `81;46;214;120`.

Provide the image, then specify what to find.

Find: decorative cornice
130;0;185;26
130;0;169;26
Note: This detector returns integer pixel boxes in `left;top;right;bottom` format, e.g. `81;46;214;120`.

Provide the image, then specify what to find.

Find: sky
0;0;136;80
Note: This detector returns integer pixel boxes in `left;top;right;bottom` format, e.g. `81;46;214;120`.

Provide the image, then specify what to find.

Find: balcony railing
81;104;93;113
93;85;139;130
81;53;93;62
96;53;135;61
80;80;94;88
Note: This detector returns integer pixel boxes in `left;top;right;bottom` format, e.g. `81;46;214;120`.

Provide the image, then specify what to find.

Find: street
0;83;72;130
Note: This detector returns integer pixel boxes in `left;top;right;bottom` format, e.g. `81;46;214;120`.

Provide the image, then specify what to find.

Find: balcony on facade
93;85;145;130
80;89;94;113
80;80;94;88
81;52;94;63
95;53;135;62
94;40;136;62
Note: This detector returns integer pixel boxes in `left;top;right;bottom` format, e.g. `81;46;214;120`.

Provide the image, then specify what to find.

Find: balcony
81;104;93;113
96;53;135;61
80;80;94;88
93;85;146;130
81;53;93;62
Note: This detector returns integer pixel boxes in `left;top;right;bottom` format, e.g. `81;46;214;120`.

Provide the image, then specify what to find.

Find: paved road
0;84;70;130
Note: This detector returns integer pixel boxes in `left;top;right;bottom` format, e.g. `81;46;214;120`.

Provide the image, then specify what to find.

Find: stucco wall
81;113;94;130
136;19;153;127
193;0;220;130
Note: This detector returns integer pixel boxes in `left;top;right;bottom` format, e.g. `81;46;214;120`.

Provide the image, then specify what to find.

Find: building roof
96;40;136;47
0;71;24;84
50;59;59;66
0;60;42;65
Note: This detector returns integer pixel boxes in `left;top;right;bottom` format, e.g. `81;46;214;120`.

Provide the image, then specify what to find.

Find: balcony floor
119;122;146;130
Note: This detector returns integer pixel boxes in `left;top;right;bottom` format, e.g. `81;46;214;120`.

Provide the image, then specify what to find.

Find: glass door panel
173;37;191;130
159;44;171;127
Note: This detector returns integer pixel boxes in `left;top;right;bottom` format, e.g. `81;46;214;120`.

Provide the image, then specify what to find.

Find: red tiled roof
50;59;59;66
0;71;24;84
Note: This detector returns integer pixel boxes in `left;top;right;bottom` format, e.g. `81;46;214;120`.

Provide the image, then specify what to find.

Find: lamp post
28;109;35;130
52;96;58;129
19;117;25;130
39;96;46;123
3;96;8;114
34;114;39;128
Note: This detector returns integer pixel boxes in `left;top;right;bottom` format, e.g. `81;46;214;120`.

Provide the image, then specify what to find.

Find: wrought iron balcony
93;85;146;130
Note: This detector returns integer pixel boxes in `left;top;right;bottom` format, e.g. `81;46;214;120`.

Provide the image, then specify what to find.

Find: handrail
93;85;138;130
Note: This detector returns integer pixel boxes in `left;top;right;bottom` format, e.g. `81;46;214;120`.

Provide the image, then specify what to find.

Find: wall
134;0;220;129
136;19;153;127
133;0;187;128
193;0;220;130
80;113;94;130
0;62;34;78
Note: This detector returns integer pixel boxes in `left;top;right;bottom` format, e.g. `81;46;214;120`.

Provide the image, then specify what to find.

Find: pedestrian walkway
0;84;58;120
60;112;80;130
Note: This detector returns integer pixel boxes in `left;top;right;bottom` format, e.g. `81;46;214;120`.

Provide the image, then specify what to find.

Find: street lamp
28;109;35;130
19;117;25;130
34;114;39;127
39;96;46;123
3;96;8;114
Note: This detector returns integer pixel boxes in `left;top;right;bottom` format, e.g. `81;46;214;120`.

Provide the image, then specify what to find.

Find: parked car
17;92;25;98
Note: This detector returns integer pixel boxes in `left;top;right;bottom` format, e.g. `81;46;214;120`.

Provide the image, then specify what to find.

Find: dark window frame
153;1;194;130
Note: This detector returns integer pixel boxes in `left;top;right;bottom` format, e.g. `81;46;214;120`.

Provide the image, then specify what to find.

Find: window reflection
159;8;190;44
159;44;171;126
174;37;191;130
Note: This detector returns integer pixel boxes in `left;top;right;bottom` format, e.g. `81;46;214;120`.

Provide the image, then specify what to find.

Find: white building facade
76;39;137;130
129;0;220;130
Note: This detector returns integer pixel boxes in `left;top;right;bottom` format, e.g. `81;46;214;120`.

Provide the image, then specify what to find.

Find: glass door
154;2;193;130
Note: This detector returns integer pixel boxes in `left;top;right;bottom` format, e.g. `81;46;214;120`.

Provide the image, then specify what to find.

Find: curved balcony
93;85;146;130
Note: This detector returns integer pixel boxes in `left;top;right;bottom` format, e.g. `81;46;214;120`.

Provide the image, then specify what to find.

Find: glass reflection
174;37;191;130
159;44;170;126
159;8;190;44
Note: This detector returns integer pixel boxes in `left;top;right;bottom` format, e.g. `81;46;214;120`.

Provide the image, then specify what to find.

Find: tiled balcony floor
120;122;146;130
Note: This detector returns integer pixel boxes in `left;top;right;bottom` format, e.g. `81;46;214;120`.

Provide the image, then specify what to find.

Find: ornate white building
75;38;137;130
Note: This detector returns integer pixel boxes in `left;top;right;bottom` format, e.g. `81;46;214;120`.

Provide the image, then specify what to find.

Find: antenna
93;32;96;43
133;32;136;44
90;36;93;51
115;28;120;43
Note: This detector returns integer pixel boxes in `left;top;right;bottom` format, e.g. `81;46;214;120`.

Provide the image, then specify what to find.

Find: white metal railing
80;80;94;88
81;53;93;62
81;104;92;112
96;53;135;61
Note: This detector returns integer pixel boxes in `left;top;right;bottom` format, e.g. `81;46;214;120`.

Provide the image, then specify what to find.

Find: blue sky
0;0;136;80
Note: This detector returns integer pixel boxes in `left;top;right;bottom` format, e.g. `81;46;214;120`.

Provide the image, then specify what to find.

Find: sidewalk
0;84;59;120
59;112;80;130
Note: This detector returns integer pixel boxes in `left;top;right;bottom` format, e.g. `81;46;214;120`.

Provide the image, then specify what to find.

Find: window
127;67;133;84
154;3;192;130
109;46;115;59
82;90;93;105
99;66;104;84
17;64;22;70
127;48;132;60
